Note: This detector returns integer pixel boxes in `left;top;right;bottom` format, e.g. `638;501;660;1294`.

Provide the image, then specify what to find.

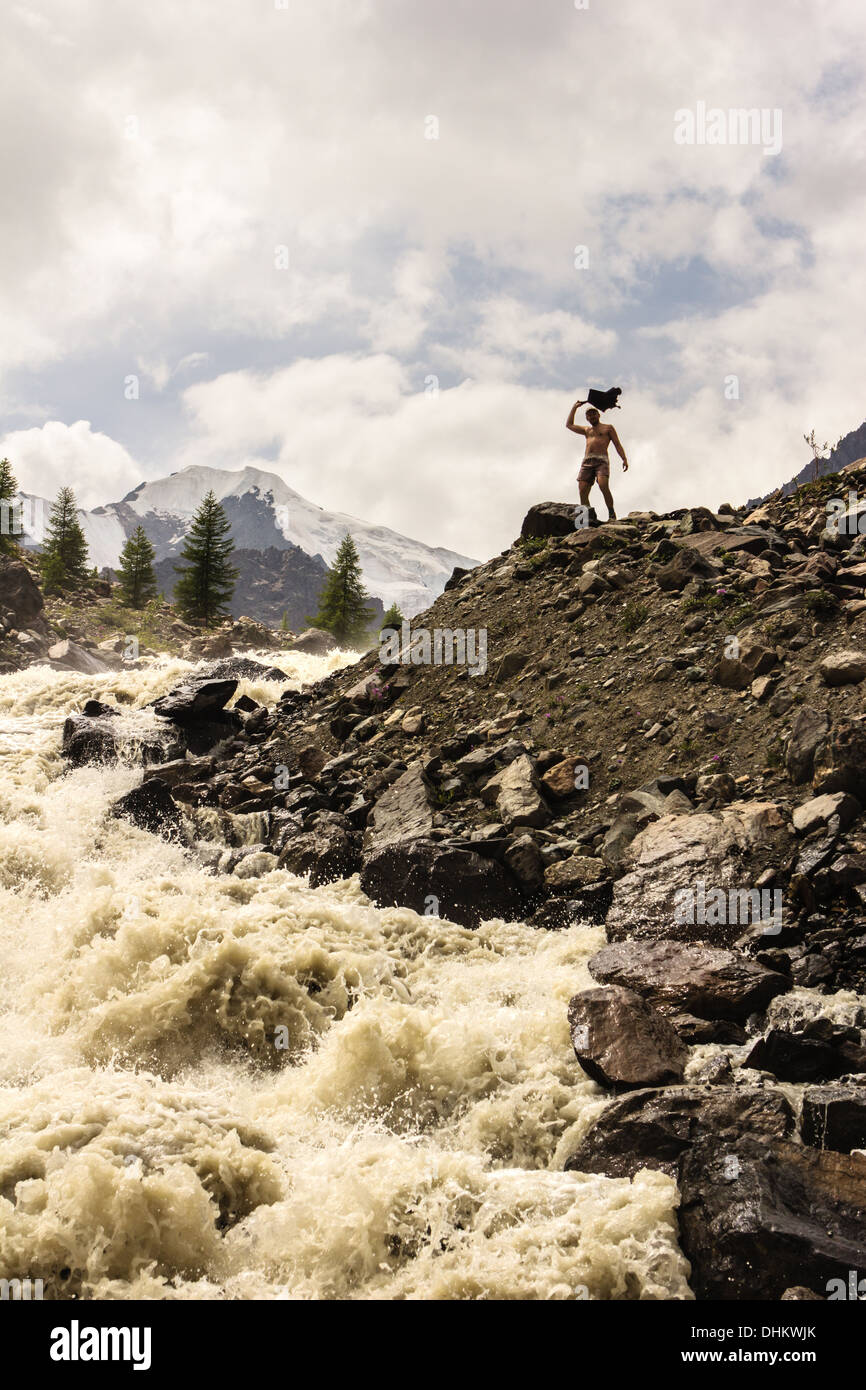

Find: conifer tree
379;602;404;636
41;486;89;591
310;533;375;645
117;526;158;608
173;490;238;626
0;458;20;555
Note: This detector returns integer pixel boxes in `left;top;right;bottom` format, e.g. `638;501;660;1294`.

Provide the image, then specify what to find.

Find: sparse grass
620;600;649;632
803;588;837;618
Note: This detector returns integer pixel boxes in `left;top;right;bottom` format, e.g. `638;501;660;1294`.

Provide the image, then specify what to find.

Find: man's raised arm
566;400;588;435
609;425;629;472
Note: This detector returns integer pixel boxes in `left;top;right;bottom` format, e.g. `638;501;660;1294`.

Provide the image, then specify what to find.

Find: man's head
586;408;600;425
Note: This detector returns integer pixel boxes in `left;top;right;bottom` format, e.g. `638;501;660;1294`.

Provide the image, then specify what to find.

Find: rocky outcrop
565;1086;794;1179
679;1138;866;1300
359;838;522;928
110;778;185;839
588;939;789;1020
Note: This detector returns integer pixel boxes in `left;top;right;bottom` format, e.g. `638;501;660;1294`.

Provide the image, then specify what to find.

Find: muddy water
0;653;690;1300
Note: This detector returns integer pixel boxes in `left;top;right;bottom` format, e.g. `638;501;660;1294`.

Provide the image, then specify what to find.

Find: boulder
819;650;866;686
656;547;720;592
801;1086;866;1153
678;1137;866;1300
202;658;289;682
564;1086;794;1179
567;986;687;1089
288;628;337;655
520;502;578;539
485;754;550;829
110;779;184;839
792;791;861;835
150;677;238;722
0;557;44;626
786;705;830;783
588;939;789;1021
743;1029;866;1083
605;802;790;945
278;824;360;886
541;758;582;799
44;639;115;674
812;717;866;803
61;714;170;768
544;855;607;890
714;640;777;690
364;764;434;848
359;838;521;929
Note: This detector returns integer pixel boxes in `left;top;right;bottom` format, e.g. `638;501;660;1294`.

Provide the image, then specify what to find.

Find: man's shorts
578;455;610;488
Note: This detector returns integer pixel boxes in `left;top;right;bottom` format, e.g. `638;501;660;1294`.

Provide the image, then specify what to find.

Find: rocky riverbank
53;462;866;1298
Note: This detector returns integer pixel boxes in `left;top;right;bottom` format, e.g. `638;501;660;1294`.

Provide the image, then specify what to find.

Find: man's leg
598;478;616;521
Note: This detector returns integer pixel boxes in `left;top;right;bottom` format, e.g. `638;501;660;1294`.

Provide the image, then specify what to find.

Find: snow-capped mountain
22;465;479;620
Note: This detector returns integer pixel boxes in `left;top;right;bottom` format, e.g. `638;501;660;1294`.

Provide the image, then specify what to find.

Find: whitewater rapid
0;653;691;1300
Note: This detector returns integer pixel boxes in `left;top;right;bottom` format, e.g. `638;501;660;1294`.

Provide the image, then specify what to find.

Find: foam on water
0;654;691;1300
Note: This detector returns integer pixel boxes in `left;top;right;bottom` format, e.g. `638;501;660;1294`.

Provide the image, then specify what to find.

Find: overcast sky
1;0;865;562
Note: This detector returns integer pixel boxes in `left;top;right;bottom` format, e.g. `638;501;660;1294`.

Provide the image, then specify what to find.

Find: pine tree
379;602;404;636
280;610;289;631
0;457;21;555
117;526;157;608
41;486;89;591
310;533;375;645
173;490;238;626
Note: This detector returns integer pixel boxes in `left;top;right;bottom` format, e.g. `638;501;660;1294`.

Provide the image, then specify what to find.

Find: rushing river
0;653;691;1300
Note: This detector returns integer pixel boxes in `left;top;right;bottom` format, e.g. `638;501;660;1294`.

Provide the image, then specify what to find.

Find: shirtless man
565;399;629;521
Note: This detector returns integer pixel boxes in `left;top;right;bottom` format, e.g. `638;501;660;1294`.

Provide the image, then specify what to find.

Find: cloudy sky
1;0;865;562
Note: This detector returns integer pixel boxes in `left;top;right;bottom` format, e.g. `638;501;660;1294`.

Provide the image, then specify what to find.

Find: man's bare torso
583;423;613;459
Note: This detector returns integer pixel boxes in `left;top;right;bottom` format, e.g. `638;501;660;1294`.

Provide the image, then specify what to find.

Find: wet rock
503;833;544;887
278;824;360;886
564;1086;793;1180
359;838;521;928
743;1029;866;1083
233;851;279;879
61;714;170;768
801;1086;866;1153
568;986;687;1089
678;1137;866;1300
819;650;866;686
110;778;184;839
589;939;789;1021
203;657;289;682
786;705;830;783
151;677;239;722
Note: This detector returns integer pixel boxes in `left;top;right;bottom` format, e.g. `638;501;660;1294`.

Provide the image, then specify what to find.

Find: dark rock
743;1029;866;1083
288;628;337;655
568;986;687;1089
0;557;44;626
151;677;238;723
360;838;521;928
801;1086;866;1152
678;1137;866;1300
202;658;289;682
277;824;360;886
521;502;578;540
110;779;184;839
61;714;170;768
564;1086;793;1179
589;939;789;1021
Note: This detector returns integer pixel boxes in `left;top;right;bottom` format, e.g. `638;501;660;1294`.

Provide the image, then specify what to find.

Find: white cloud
0;420;142;509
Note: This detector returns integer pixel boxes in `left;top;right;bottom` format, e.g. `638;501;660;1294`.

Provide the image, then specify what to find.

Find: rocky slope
56;463;866;1298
